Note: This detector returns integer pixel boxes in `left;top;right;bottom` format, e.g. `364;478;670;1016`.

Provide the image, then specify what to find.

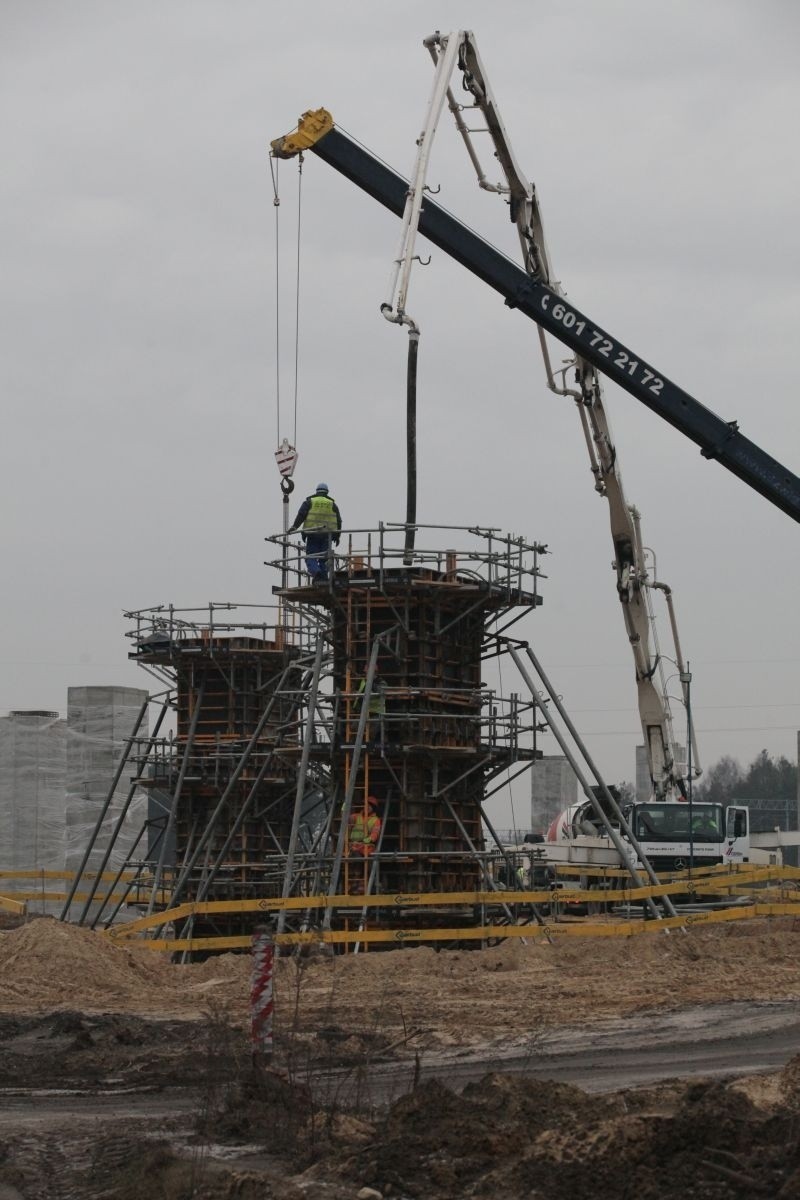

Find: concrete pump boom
271;110;800;524
420;30;697;797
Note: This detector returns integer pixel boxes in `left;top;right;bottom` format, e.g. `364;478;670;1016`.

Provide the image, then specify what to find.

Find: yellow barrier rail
113;901;800;954
106;863;800;942
10;890;171;905
0;869;141;883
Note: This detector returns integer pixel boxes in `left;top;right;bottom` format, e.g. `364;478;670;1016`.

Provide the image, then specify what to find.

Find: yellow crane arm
271;108;333;159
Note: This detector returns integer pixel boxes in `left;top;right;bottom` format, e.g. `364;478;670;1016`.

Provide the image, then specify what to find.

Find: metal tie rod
59;695;149;922
505;641;677;920
278;637;325;934
167;664;301;913
147;682;206;916
75;698;171;926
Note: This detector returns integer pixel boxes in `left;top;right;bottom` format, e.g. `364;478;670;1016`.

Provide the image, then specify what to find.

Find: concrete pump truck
271;31;800;880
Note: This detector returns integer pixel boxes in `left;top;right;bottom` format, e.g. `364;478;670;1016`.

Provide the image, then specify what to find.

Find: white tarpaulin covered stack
0;688;151;918
0;712;67;891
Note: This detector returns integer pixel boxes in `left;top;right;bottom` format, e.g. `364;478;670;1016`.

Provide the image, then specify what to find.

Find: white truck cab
623;801;751;873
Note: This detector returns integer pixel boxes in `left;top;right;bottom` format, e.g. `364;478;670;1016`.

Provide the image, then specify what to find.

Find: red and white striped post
250;923;275;1065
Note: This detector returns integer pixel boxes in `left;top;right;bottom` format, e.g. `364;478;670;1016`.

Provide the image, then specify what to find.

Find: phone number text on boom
540;294;664;396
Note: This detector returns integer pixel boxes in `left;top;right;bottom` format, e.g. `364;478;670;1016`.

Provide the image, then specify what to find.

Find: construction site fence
95;863;800;947
0;870;142;883
102;903;800;954
6;863;798;929
0;870;165;915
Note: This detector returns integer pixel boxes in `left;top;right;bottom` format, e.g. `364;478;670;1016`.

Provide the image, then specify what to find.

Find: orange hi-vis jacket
348;810;381;848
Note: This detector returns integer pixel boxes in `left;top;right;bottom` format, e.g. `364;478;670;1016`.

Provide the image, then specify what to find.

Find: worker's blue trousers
304;534;333;580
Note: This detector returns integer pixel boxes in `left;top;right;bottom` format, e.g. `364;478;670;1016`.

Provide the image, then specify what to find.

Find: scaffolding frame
67;523;669;948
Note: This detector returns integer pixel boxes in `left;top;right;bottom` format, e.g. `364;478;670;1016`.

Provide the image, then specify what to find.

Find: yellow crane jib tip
271;108;334;159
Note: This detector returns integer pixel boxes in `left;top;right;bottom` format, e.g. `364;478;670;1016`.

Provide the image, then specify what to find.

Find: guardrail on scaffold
124;600;325;669
264;521;548;600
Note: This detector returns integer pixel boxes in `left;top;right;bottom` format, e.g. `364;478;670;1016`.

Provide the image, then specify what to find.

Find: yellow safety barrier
10;890;170;905
0;869;141;883
110;901;800;954
548;861;800;883
528;864;635;879
105;863;800;943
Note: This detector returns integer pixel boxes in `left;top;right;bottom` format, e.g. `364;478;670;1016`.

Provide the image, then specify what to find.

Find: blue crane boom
272;112;800;524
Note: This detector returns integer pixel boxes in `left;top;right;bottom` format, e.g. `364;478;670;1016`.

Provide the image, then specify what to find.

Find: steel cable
268;154;281;445
293;156;303;447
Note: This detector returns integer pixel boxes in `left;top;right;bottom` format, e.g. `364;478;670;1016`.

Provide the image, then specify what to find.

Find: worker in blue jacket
288;483;342;581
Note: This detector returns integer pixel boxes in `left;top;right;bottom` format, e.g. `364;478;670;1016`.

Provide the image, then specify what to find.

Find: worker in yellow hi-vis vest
288;483;342;581
348;797;382;858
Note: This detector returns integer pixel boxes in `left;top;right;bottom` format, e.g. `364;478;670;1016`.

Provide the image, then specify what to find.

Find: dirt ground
1;916;800;1198
2;914;800;1039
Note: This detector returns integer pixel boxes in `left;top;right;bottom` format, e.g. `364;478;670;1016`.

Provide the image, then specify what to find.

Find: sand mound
2;916;799;1047
0;919;248;1015
0;918;179;1012
0;919;253;1019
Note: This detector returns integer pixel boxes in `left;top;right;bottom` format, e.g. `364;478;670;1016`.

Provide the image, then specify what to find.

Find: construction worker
353;673;387;748
691;811;720;839
348;797;382;858
288;483;342;581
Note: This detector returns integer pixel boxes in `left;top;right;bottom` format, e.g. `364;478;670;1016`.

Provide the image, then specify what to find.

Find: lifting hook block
281;477;295;496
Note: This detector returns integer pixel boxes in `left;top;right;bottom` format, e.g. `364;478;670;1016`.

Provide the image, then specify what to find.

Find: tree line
694;749;796;804
618;749;797;806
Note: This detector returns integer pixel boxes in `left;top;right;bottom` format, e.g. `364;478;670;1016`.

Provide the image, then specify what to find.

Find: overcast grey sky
1;1;798;824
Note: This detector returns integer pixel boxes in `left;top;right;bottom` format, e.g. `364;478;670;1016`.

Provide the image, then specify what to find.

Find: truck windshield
634;803;723;843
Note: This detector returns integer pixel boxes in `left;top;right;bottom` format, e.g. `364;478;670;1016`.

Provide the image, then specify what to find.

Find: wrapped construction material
64;686;149;876
0;711;67;901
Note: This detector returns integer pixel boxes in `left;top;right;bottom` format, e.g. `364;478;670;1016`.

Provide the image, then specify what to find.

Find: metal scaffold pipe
75;697;171;927
404;328;419;565
60;696;149;923
278;636;325;934
506;642;675;921
442;796;528;937
167;665;303;913
92;821;158;929
147;683;206;917
193;693;309;907
477;801;547;930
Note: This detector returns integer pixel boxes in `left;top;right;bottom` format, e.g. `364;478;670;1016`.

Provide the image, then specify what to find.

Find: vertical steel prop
250;923;275;1065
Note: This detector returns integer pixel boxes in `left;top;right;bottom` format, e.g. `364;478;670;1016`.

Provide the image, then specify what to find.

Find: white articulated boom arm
271;33;720;799
423;30;699;800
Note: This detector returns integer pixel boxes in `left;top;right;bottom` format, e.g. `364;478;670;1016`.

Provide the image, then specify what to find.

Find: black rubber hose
404;328;419;565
